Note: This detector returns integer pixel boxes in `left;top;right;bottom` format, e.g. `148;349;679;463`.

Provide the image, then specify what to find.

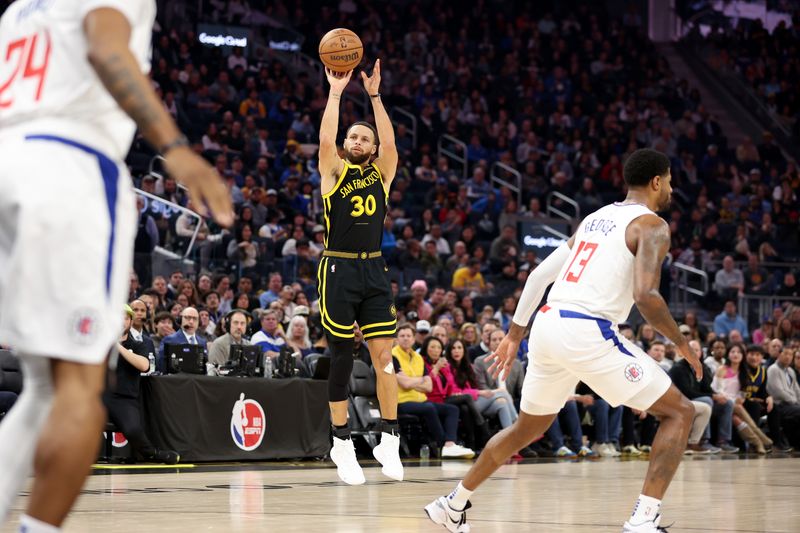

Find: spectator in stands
741;345;792;452
259;272;282;308
767;338;784;367
458;323;480;349
158;307;207;372
712;342;773;454
648;341;671;372
683;311;708;343
409;280;433;321
150;311;174;347
635;323;657;351
671;340;738;453
714;256;745;301
452;258;488;294
766;347;800;447
714;301;749;340
414;320;431;350
775;271;799;300
422;224;451;255
393;325;474;458
208;310;251;367
743;254;772;295
704;339;728;375
468;322;495;362
285;315;313;359
752;318;775;345
227;222;259;271
489;225;521;263
106;307;178;464
129;299;156;364
150;276;170;311
250;309;286;360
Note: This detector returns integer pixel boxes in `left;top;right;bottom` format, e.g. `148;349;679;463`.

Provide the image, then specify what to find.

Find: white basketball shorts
521;303;672;415
0;134;136;364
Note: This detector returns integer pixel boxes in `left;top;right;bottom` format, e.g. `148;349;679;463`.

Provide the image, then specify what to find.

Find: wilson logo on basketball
230;393;266;451
330;51;359;62
624;363;644;383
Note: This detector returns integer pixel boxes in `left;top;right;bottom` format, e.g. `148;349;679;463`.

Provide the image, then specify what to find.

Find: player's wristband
370;93;381;98
159;135;190;155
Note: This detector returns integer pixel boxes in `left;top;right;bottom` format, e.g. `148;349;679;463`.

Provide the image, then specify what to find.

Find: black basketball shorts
316;255;397;341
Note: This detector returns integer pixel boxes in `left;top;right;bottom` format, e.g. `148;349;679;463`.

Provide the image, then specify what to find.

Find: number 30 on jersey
350;194;376;217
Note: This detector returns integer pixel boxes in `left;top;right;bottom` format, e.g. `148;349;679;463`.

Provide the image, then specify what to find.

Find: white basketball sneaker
424;496;471;532
330;437;365;485
623;514;671;532
372;432;404;481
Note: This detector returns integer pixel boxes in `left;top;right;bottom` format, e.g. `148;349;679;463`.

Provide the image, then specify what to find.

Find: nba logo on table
624;363;644;383
230;393;266;451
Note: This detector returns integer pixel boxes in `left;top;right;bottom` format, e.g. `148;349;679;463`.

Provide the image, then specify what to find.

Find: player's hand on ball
164;146;234;227
486;335;519;380
325;68;353;94
360;59;381;94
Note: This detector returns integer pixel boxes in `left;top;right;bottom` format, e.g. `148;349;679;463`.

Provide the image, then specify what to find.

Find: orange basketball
318;28;363;73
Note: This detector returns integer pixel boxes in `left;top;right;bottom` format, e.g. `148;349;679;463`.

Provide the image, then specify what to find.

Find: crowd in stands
3;0;800;457
697;13;800;137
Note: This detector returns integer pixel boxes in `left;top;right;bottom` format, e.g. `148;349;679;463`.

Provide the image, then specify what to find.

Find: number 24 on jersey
0;31;51;109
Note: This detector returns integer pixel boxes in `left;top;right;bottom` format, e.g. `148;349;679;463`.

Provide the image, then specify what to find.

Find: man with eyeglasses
158;307;207;369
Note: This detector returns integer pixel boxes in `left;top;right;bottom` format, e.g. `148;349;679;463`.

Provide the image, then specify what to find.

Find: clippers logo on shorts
624;363;644;383
68;308;100;345
231;393;266;451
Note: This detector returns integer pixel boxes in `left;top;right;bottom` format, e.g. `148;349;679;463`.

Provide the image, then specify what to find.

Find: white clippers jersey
547;202;656;325
0;0;156;160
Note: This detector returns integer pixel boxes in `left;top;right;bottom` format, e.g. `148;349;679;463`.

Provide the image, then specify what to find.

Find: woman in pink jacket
420;337;488;450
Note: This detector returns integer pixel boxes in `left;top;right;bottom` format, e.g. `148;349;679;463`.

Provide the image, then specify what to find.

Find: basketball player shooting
425;149;702;533
317;61;403;485
0;2;233;532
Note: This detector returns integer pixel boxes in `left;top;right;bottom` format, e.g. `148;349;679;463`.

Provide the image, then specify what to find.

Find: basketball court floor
4;454;798;532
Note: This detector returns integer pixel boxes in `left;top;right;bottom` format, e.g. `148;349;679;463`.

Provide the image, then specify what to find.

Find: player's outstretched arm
83;8;232;226
486;237;574;378
318;68;351;193
361;60;397;182
630;215;702;379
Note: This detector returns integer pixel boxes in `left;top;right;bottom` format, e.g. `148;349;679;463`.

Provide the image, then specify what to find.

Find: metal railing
390;107;418;149
671;262;710;316
546;191;580;222
437;134;468;180
489;162;522;206
738;294;800;327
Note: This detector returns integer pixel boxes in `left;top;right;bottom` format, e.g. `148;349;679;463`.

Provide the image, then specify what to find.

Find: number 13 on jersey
563;241;598;283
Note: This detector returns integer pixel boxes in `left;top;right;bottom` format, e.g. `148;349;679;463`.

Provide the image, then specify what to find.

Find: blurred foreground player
0;1;232;531
426;150;701;533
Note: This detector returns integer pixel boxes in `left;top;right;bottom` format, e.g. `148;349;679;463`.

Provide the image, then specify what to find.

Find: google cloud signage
197;24;249;49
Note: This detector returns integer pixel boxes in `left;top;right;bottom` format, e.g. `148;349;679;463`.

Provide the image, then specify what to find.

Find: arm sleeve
511;242;571;327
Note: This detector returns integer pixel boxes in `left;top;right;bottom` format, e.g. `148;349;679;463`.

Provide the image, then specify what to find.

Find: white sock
0;357;54;523
19;514;61;533
737;422;748;431
630;494;661;524
446;482;473;511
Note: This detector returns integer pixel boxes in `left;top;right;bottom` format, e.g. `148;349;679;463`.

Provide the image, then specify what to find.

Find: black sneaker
147;449;180;464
